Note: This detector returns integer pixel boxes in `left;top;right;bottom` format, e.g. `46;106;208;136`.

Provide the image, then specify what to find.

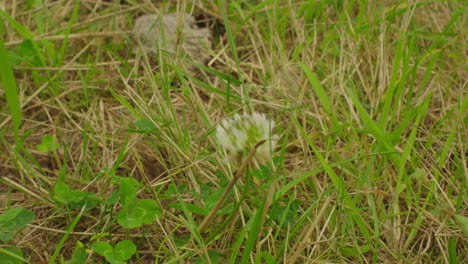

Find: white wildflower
216;113;278;167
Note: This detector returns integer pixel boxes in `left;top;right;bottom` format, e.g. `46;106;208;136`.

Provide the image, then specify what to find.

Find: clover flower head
216;113;278;167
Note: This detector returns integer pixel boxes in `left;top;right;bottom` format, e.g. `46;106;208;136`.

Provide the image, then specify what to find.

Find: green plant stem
199;140;267;233
206;172;251;243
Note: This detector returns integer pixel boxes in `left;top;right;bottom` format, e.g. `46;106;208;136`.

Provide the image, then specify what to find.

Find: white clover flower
216;113;278;168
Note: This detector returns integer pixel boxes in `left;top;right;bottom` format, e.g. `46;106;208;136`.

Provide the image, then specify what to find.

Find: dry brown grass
0;0;466;263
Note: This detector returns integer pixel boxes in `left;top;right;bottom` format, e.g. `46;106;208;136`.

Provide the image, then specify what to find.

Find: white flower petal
216;112;278;165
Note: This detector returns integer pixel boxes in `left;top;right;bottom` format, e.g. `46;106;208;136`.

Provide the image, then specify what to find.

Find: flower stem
199;140;266;233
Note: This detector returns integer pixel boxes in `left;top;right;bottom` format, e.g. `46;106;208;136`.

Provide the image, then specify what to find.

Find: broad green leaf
64;247;87;264
92;240;135;263
106;191;120;205
53;182;71;203
119;178;138;207
114;240;136;261
92;241;113;260
107;259;126;264
118;199;161;229
0;207;23;224
10;209;34;230
0;246;25;264
0;207;35;241
116;208;141;229
134;199;161;224
54;182;103;210
68;190;89;204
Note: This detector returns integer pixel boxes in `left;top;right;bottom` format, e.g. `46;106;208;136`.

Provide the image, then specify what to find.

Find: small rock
133;13;212;73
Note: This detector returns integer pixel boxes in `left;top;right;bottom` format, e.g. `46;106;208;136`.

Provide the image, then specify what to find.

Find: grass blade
292;113;372;243
0;19;22;136
48;206;85;264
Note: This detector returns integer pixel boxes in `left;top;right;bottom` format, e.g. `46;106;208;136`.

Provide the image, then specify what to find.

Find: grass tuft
0;0;466;263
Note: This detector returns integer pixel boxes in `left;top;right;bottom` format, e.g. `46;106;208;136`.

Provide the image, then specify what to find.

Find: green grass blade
108;89;141;119
240;204;265;264
217;0;241;75
58;0;81;65
276;151;398;198
49;206;85;264
0;9;34;39
299;62;340;129
292;113;372;242
298;63;331;114
0;247;31;264
0;19;22;136
346;88;400;166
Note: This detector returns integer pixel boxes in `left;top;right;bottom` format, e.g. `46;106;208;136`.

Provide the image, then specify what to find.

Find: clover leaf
0;207;35;241
92;240;136;264
37;135;59;152
117;199;161;229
